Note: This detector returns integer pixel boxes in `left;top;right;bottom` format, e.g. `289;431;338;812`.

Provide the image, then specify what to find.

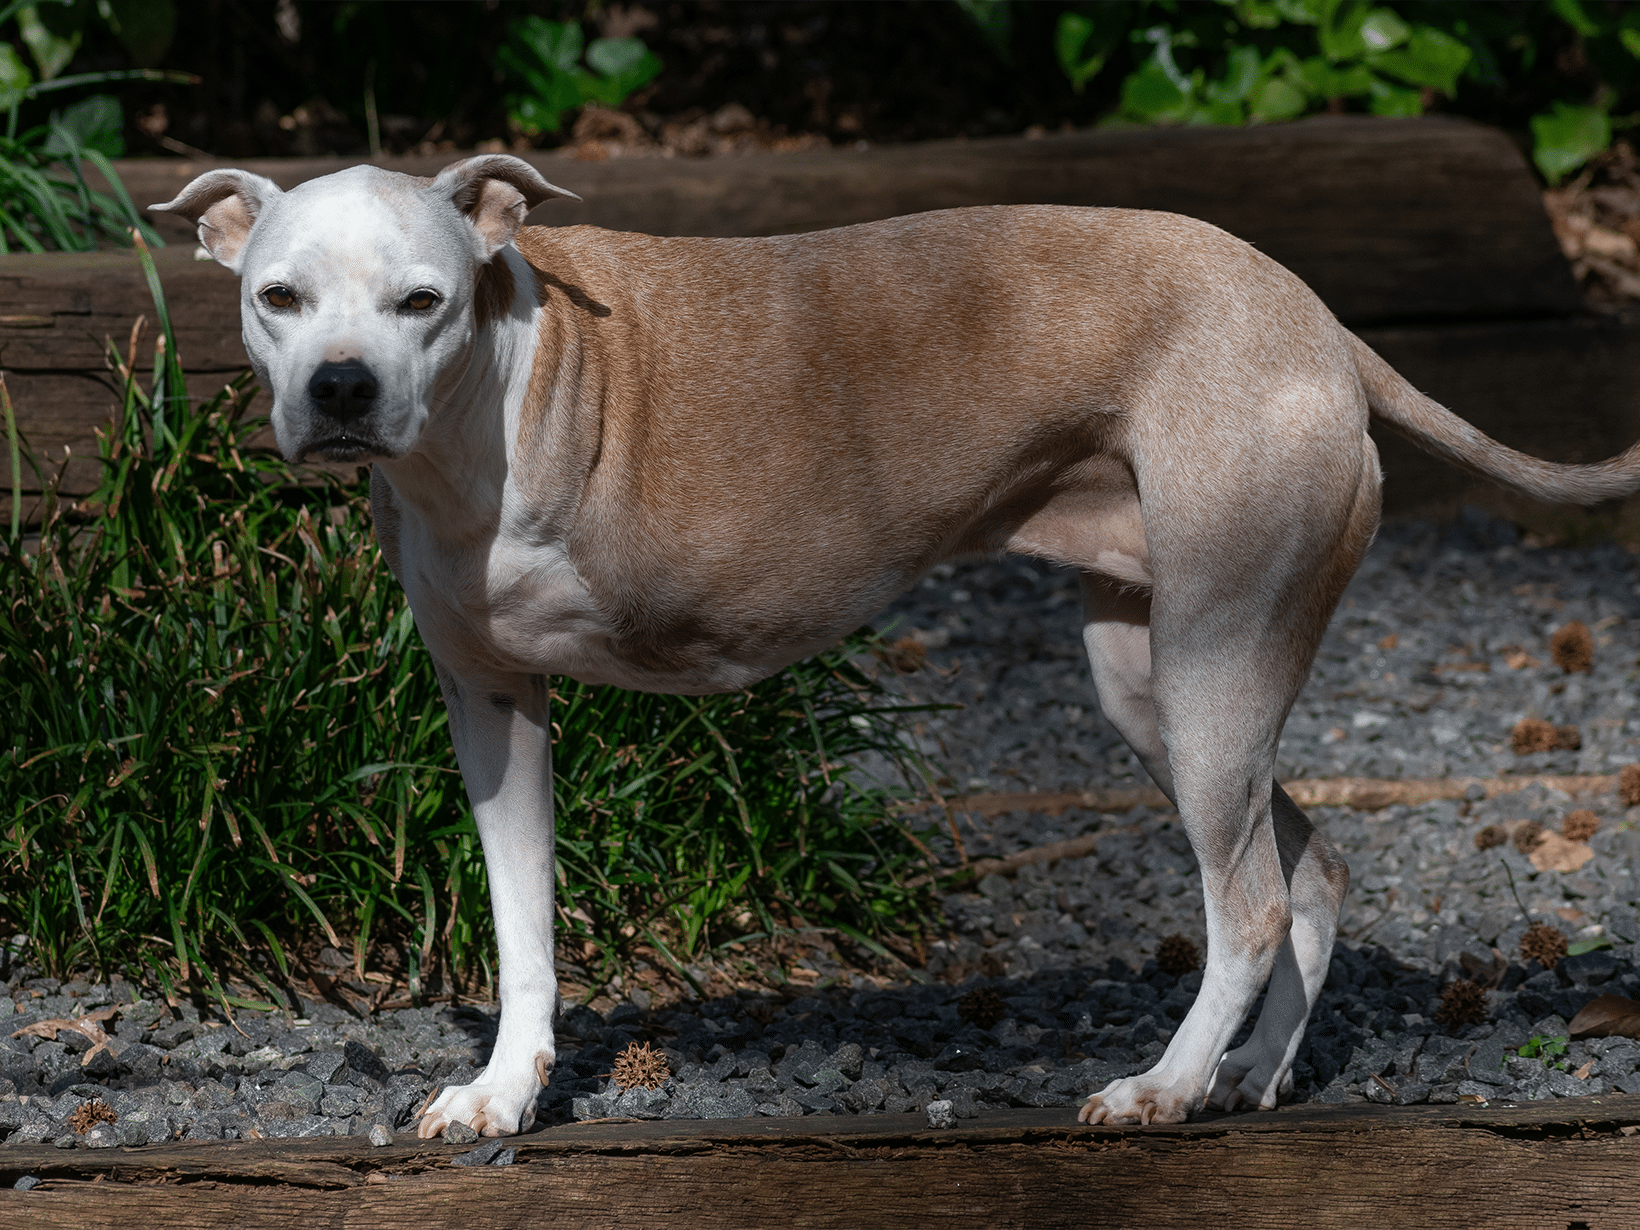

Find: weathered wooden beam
111;114;1578;326
2;114;1612;520
0;1100;1636;1228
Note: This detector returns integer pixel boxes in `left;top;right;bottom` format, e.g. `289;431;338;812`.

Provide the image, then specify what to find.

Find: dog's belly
485;465;1152;693
400;533;814;693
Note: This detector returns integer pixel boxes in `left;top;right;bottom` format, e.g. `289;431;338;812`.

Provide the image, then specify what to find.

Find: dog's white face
152;157;577;464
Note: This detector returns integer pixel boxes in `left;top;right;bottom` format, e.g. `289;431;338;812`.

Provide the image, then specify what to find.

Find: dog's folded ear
431;155;581;258
150;169;284;274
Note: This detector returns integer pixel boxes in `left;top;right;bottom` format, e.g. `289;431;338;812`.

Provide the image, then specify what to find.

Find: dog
153;154;1640;1136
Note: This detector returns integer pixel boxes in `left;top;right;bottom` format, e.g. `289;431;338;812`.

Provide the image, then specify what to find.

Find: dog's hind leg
1078;576;1175;802
417;664;559;1139
1203;783;1350;1111
1079;426;1378;1126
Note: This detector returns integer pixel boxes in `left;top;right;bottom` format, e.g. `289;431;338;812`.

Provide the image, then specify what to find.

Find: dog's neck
373;246;573;548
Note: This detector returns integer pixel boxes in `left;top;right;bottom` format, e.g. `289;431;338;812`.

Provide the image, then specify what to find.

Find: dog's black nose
308;360;379;421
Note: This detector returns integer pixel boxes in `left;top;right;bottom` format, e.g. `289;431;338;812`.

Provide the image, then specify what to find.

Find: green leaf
1552;0;1603;39
17;3;80;80
582;36;661;105
0;41;33;110
1250;75;1309;121
1369;26;1472;94
1122;58;1192;122
43;93;123;157
955;0;1012;61
1532;101;1612;184
1318;1;1372;62
1358;7;1409;54
1567;936;1614;956
1623;28;1640;61
1366;75;1423;116
586;36;661;95
1055;13;1106;93
1209;45;1263;106
513;16;583;75
103;0;176;68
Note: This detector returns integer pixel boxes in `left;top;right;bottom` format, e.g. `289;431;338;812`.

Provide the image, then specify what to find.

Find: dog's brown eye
262;285;296;309
404;289;439;312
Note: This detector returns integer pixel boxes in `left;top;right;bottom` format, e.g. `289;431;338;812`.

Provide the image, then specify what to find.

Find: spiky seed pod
68;1099;117;1135
1513;822;1546;855
1474;825;1508;851
1512;718;1558;755
872;635;928;674
1551;621;1594;673
611;1041;671;1091
1621;764;1640;807
1155;934;1201;977
1434;978;1490;1028
958;986;1007;1030
1562;810;1600;842
1519;922;1569;969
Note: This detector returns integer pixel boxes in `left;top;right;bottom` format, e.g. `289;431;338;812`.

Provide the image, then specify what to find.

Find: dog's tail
1352;334;1640;505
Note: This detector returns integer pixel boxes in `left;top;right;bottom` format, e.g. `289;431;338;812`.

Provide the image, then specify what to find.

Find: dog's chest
392;524;611;679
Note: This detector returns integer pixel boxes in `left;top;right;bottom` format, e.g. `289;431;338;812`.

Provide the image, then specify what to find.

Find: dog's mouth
302;434;392;464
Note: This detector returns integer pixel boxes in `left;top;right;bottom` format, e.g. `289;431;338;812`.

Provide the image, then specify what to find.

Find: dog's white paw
1203;1047;1294;1112
1078;1073;1199;1126
416;1056;551;1139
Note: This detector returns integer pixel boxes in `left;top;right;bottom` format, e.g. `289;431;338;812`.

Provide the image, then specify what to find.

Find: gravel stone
442;1120;480;1145
925;1099;956;1129
368;1123;393;1147
450;1137;509;1167
305;1052;346;1083
83;1122;119;1148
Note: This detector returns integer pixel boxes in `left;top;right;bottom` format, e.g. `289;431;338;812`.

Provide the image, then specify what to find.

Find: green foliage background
979;0;1640;182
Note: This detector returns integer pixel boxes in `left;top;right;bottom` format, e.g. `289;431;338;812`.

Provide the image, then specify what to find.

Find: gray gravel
5;509;1640;1149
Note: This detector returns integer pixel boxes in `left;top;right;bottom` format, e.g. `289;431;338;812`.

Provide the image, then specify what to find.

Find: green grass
0;240;942;1011
0;87;188;254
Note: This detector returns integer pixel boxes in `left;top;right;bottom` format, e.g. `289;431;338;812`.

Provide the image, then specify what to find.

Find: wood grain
110;114;1578;326
1;1101;1636;1228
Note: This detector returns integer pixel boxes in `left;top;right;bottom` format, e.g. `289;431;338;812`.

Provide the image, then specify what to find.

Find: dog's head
151;157;578;464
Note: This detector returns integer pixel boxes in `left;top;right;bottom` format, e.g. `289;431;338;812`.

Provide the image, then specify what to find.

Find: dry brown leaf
1528;829;1595;873
1623;764;1640;807
1514;820;1546;854
1573;1060;1595;1080
1553;622;1595;673
1563;809;1601;841
10;1004;117;1045
1568;993;1640;1040
1512;718;1558;754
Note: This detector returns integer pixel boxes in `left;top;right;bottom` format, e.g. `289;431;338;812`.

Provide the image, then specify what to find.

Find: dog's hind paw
417;1078;539;1139
1204;1049;1294;1113
1077;1075;1197;1126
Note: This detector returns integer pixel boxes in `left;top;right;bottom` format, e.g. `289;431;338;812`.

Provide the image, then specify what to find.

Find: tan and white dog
154;155;1640;1137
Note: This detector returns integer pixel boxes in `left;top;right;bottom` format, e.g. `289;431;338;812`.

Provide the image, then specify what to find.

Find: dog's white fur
154;156;1640;1136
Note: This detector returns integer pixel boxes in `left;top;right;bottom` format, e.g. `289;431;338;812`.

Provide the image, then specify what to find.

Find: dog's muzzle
300;359;389;461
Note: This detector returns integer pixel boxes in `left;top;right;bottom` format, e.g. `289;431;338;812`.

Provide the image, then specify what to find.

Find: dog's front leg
417;664;558;1139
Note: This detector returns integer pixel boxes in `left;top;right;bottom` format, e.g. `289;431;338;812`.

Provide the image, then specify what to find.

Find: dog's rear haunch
152;156;1640;1135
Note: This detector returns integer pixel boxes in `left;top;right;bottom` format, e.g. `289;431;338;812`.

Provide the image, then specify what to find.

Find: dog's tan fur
153;157;1640;1136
